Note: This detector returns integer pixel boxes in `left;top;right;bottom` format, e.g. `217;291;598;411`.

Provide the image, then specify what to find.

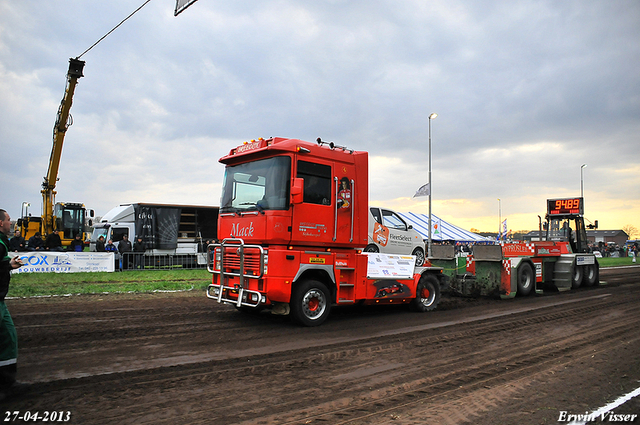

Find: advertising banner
365;253;416;280
133;205;181;250
10;252;115;274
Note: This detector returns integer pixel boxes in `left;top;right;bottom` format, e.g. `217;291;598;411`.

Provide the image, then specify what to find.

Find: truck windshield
220;156;291;213
91;227;109;242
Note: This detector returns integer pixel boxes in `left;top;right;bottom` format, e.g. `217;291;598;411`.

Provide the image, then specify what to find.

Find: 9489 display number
4;411;71;422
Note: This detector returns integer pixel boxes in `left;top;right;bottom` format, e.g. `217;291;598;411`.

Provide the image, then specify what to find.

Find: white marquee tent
397;212;492;243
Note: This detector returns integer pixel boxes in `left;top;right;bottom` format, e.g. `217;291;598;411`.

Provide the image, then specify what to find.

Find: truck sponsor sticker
299;223;327;237
309;257;326;264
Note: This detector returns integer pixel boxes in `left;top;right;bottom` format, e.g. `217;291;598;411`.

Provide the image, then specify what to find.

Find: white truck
90;203;219;267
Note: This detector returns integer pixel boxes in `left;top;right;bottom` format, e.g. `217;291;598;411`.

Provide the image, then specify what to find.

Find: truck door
291;160;334;245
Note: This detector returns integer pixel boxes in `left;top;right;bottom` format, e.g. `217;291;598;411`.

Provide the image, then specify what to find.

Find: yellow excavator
17;58;93;247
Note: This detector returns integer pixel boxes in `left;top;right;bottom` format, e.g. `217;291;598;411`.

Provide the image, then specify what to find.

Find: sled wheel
411;274;440;312
517;262;534;296
290;280;331;327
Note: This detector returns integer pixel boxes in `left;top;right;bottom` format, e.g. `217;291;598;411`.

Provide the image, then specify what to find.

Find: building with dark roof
522;229;629;247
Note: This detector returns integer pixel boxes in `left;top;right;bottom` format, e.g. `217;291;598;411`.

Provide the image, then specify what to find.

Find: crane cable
77;0;153;59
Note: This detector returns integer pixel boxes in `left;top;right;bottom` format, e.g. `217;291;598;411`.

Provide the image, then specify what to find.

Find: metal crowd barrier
117;252;209;271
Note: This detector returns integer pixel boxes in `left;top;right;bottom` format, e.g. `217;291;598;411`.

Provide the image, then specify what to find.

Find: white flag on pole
413;183;430;198
175;0;199;15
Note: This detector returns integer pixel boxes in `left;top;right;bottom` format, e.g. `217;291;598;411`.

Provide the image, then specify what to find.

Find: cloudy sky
1;0;639;236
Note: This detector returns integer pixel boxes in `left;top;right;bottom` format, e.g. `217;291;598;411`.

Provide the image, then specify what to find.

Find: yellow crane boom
18;58;91;248
41;58;85;235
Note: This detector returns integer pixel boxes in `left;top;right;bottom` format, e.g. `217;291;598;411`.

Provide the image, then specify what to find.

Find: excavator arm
41;58;85;235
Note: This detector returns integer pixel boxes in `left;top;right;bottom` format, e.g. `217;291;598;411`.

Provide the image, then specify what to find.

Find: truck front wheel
290;280;332;327
410;274;440;312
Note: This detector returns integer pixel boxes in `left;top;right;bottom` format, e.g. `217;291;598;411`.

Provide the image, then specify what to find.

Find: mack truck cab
207;137;446;326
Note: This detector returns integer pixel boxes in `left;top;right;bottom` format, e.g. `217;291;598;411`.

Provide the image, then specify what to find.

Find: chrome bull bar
206;238;266;308
206;283;263;308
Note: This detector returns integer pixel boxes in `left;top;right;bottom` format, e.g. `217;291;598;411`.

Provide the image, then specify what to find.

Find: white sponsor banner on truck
10;252;115;274
365;253;416;280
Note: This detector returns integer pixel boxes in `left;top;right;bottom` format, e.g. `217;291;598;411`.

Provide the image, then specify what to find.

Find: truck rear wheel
290;280;331;327
364;244;379;253
517;262;534;296
411;274;440;312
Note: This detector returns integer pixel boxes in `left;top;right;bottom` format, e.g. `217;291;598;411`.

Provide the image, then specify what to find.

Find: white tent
397;212;492;243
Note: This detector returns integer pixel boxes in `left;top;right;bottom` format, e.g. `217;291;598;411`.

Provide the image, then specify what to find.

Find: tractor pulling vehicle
206;137;445;326
431;196;599;298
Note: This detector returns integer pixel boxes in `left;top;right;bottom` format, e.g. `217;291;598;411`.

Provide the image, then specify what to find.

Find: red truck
206;137;447;326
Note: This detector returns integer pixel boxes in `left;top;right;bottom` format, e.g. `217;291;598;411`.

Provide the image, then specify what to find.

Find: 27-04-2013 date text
3;411;71;422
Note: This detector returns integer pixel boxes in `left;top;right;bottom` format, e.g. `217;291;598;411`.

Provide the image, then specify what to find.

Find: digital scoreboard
547;197;584;217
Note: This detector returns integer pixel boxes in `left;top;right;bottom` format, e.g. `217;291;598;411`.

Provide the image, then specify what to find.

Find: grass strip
5;257;637;298
9;269;211;297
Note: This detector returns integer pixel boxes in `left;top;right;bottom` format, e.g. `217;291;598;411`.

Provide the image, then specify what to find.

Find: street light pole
21;202;30;218
428;113;437;258
581;164;587;198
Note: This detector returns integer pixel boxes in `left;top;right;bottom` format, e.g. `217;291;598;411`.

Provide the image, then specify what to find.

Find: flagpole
428;113;437;257
498;198;501;241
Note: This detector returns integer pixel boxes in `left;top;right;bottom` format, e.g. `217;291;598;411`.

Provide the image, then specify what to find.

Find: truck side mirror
291;178;304;204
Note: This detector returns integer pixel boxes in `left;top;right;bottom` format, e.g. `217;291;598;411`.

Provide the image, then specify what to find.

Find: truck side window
297;161;331;205
112;228;129;243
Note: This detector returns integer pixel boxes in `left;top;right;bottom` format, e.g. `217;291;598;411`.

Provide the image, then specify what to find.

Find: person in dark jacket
8;231;24;252
104;239;117;253
95;236;106;252
45;230;63;251
0;209;26;400
133;237;146;269
26;232;44;251
118;235;132;270
68;234;84;252
104;239;118;271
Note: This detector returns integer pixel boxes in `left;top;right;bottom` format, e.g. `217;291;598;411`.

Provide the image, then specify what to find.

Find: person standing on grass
118;234;132;270
0;209;27;400
133;237;146;269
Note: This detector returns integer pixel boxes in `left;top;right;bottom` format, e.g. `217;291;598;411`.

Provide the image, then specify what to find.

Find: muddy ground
1;266;639;424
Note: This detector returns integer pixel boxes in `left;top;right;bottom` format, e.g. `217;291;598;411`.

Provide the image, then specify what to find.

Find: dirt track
2;266;640;424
